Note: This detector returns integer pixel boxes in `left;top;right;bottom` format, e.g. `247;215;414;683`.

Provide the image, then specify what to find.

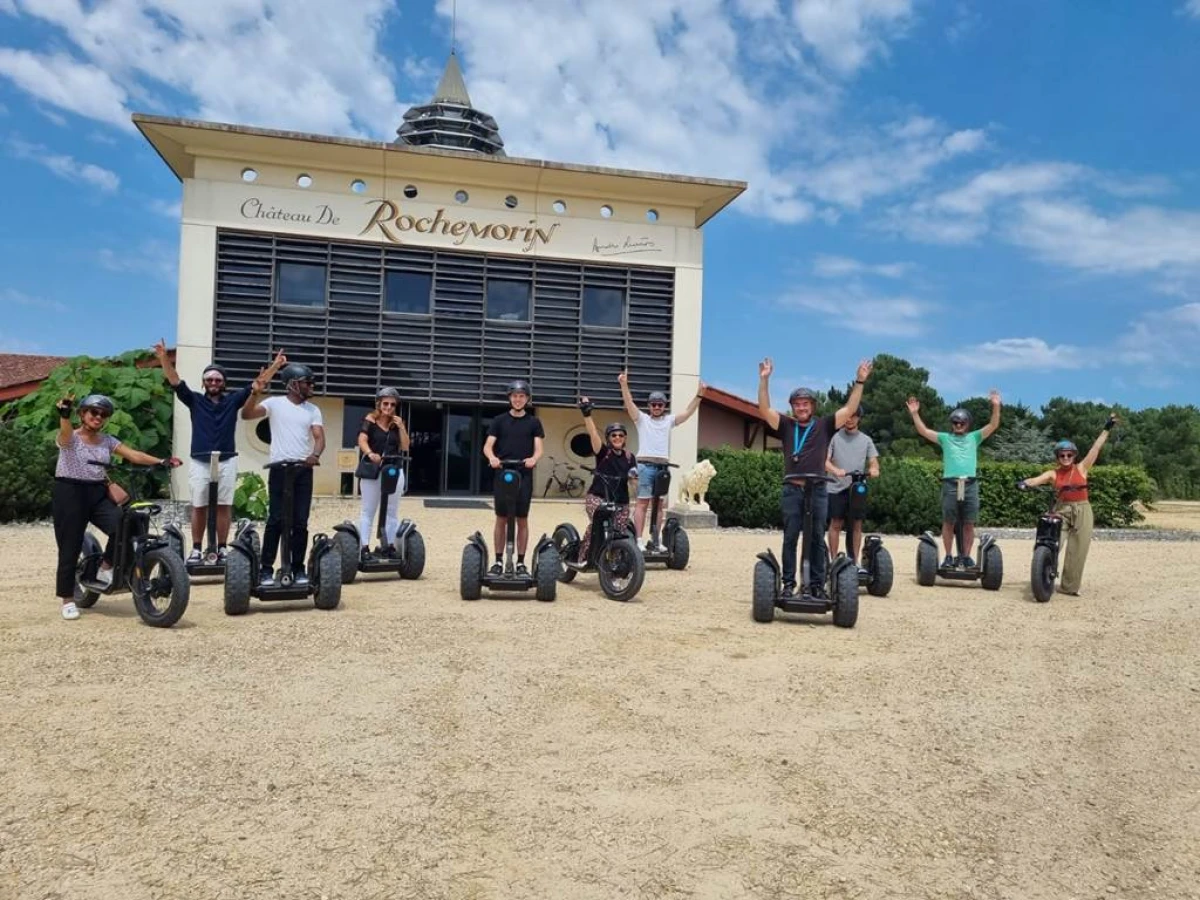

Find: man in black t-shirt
757;357;873;598
483;379;545;576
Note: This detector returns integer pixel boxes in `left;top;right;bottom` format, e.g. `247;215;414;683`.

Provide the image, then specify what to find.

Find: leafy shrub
233;472;268;521
0;423;56;521
699;448;1154;532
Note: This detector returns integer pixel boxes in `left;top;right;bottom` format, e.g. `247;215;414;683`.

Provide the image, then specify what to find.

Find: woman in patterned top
53;394;180;621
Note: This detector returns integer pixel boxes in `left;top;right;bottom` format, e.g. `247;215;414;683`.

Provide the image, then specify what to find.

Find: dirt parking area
1;498;1197;900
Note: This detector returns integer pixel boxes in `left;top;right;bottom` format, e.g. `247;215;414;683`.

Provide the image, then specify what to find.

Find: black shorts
827;489;864;521
494;470;534;518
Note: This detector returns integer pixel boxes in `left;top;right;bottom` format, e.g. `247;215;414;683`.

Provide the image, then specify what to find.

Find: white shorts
188;457;238;507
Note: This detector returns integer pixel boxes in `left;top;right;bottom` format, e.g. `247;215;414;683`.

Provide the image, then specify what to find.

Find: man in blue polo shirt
154;340;285;560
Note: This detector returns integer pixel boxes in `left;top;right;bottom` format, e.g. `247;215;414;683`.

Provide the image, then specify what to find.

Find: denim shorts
941;478;980;523
636;462;668;500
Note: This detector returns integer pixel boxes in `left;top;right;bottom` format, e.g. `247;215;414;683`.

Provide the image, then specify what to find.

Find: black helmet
79;394;114;416
280;363;315;384
506;379;531;397
1054;439;1079;455
647;391;668;405
376;387;401;402
789;387;817;404
949;408;972;426
605;422;628;439
201;364;227;380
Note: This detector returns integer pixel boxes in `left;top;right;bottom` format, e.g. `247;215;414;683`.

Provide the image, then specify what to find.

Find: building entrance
405;403;495;495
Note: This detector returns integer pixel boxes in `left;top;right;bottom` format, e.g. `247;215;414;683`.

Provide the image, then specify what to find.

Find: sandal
61;602;80;621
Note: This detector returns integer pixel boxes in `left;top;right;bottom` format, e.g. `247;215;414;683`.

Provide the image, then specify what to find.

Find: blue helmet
1054;440;1078;455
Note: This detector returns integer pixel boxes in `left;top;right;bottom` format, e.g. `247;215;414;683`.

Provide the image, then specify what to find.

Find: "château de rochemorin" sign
359;199;558;253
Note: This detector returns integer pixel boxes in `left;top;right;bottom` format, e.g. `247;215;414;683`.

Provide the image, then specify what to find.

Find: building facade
136;67;744;498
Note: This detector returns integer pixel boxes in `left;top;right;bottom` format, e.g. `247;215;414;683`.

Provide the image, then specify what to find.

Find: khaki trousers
1055;500;1094;594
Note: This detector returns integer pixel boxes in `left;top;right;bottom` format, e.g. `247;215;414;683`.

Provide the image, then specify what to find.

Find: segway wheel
666;525;690;571
832;563;859;629
981;544;1004;591
535;546;560;602
867;547;894;597
313;549;342;610
74;534;102;608
1030;546;1055;602
333;528;359;586
597;537;644;602
460;543;484;601
132;547;190;628
916;541;938;586
397;530;426;580
223;550;252;616
552;523;580;583
751;559;776;623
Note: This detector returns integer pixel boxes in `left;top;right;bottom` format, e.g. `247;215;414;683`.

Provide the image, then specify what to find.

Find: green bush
0;423;56;521
699;448;1155;532
233;472;268;521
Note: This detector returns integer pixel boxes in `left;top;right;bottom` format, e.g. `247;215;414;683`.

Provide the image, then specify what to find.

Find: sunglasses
1057;451;1076;458
610;432;627;438
649;402;666;408
202;377;225;384
82;407;111;418
379;400;397;407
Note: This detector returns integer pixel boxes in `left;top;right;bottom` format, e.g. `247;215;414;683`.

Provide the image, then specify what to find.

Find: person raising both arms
617;371;703;549
906;391;1002;568
758;358;873;599
482;379;544;576
154;340;285;561
1018;414;1118;596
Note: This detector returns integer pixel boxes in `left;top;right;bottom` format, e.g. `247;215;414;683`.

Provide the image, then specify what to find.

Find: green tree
828;353;947;457
986;416;1053;462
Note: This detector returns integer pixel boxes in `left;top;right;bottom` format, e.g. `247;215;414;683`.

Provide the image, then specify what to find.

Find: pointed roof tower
394;52;505;156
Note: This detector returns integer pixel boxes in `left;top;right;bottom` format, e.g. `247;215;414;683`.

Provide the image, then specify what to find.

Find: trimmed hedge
0;423;56;522
698;448;1155;533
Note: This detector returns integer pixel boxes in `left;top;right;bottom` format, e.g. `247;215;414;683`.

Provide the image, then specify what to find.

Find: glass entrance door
445;408;476;493
406;404;442;495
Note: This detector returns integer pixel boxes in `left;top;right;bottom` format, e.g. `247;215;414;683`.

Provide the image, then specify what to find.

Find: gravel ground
1;498;1198;900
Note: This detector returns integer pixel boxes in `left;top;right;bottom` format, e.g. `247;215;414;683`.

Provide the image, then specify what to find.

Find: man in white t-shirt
618;370;704;546
242;360;326;586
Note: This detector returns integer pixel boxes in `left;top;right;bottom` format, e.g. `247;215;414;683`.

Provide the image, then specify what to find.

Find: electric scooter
332;453;426;584
75;461;190;628
752;472;859;627
636;463;689;570
460;459;559;602
164;450;256;578
553;467;646;602
841;470;893;597
223;460;341;614
916;476;1003;590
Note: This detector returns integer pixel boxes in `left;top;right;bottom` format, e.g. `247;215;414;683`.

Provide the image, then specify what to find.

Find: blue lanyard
793;420;815;456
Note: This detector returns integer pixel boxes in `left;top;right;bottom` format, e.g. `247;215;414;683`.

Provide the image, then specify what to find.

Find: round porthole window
552;199;567;214
454;189;469;203
600;204;613;218
241;168;258;183
404;184;418;199
297;174;313;188
351;179;367;194
646;209;659;222
255;420;272;444
504;194;518;209
569;432;594;459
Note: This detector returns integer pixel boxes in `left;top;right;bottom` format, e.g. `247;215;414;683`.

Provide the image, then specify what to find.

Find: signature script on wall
359;199;558;254
591;236;662;257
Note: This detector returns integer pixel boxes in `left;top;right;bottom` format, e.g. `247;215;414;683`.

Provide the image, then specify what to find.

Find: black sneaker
942;554;956;568
809;584;827;600
961;556;976;569
489;562;504;576
360;547;373;563
293;571;310;587
514;562;529;577
780;583;796;599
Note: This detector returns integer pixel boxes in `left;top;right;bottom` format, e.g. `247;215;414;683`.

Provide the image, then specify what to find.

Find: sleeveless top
56;431;120;481
360;417;401;456
1055;465;1089;503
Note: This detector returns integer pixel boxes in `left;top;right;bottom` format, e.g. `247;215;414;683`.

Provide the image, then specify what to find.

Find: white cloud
776;282;934;336
6;138;119;192
1117;302;1200;366
97;241;178;282
791;0;915;74
1184;1;1200;19
0;49;130;130
1008;199;1200;275
148;197;182;218
1;287;68;313
812;254;911;278
937;337;1091;373
0;0;16;15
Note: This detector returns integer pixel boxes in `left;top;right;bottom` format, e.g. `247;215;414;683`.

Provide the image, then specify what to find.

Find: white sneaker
187;548;202;563
94;566;113;587
61;602;80;620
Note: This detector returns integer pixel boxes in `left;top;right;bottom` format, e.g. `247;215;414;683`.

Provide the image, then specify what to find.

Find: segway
164;451;256;578
752;473;859;627
332;453;426;584
916;477;1002;590
842;470;893;597
553;467;645;602
460;459;559;602
1022;483;1071;603
636;463;690;570
223;460;341;614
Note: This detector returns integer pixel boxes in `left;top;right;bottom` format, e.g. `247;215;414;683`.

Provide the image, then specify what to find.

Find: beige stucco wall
171;149;708;502
698;405;748;451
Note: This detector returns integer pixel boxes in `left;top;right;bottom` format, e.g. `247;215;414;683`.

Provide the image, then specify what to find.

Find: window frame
580;284;627;329
484;277;533;323
383;269;434;317
274;260;328;308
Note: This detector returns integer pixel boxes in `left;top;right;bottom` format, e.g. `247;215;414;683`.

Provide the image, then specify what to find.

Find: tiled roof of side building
0;354;68;390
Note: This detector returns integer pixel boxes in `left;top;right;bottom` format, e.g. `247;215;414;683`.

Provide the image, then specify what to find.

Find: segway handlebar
783;472;836;486
263;459;312;470
87;459;179;472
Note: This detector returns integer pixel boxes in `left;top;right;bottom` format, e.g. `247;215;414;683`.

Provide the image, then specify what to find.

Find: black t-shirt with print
779;414;837;479
588;446;637;504
487;411;545;461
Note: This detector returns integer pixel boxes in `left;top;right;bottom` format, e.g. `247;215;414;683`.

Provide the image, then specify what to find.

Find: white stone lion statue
676;459;717;510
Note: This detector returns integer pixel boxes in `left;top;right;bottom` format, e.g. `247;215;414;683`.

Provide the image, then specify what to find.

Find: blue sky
1;0;1198;411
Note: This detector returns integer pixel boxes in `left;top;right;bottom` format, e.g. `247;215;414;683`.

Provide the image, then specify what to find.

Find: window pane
341;402;374;448
276;262;326;307
582;285;625;327
385;271;432;314
486;279;530;321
